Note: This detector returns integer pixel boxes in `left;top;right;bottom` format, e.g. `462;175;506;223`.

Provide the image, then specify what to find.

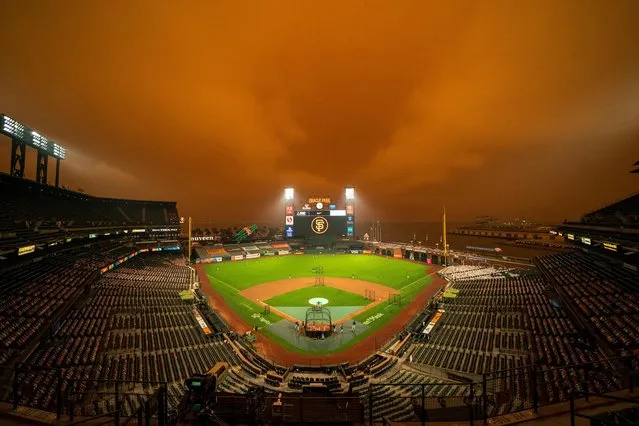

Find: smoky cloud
0;0;638;223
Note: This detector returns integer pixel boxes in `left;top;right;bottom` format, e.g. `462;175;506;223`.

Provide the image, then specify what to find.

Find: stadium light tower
345;187;355;239
284;187;295;201
1;114;66;186
345;187;355;200
284;188;295;238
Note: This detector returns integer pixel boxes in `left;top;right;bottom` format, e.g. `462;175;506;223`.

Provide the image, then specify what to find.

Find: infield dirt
239;277;389;325
239;277;395;301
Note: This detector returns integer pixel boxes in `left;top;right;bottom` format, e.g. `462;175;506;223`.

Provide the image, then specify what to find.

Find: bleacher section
439;265;521;280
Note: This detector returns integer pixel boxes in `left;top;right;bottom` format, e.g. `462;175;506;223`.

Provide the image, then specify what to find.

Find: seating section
0;173;178;250
288;375;341;391
439;265;508;281
217;369;252;393
536;252;639;350
364;369;469;423
406;270;628;415
411;277;537;377
369;355;399;377
0;249;102;365
4;252;240;417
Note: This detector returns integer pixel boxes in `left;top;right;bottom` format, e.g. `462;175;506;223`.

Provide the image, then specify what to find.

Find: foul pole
188;216;192;266
442;206;448;266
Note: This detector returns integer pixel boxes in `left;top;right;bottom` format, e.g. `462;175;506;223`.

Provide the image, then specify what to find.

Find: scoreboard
290;214;350;238
284;190;355;239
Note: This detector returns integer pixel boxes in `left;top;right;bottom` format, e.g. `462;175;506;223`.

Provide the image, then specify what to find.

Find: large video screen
290;214;348;238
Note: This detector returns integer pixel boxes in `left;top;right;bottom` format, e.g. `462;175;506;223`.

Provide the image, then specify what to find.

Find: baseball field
202;254;435;355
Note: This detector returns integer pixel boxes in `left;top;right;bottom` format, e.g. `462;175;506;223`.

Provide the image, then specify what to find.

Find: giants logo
311;216;329;234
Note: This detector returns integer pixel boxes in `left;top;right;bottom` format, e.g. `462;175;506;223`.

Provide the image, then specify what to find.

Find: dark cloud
1;0;638;224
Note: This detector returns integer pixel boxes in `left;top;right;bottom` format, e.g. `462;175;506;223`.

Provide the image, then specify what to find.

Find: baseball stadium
1;114;639;426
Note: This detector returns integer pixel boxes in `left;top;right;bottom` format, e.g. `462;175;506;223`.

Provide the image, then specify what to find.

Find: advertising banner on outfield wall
350;250;360;254
206;248;228;255
245;253;260;259
232;255;244;261
278;250;289;255
271;243;290;249
197;257;223;263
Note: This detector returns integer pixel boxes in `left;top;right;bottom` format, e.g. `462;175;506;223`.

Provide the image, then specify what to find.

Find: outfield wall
195;247;373;263
195;238;490;268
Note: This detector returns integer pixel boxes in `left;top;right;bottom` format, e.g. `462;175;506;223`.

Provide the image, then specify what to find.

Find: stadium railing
481;355;638;422
0;363;169;425
2;355;637;425
569;392;639;426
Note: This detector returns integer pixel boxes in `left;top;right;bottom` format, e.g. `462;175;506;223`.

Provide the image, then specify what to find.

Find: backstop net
304;305;332;338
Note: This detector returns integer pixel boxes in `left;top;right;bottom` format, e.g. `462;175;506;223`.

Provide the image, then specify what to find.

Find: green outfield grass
204;254;434;354
264;286;370;307
206;254;426;290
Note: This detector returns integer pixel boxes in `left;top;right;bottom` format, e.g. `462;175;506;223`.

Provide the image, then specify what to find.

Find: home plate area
259;284;377;350
266;318;370;352
262;285;373;323
275;305;363;322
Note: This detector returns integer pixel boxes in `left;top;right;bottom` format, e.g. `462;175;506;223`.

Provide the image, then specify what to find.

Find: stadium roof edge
0;172;177;205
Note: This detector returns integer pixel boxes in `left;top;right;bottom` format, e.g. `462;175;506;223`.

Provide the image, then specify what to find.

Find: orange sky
1;1;638;224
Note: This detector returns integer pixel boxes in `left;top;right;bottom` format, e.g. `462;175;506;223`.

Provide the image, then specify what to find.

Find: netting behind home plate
304;305;332;337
